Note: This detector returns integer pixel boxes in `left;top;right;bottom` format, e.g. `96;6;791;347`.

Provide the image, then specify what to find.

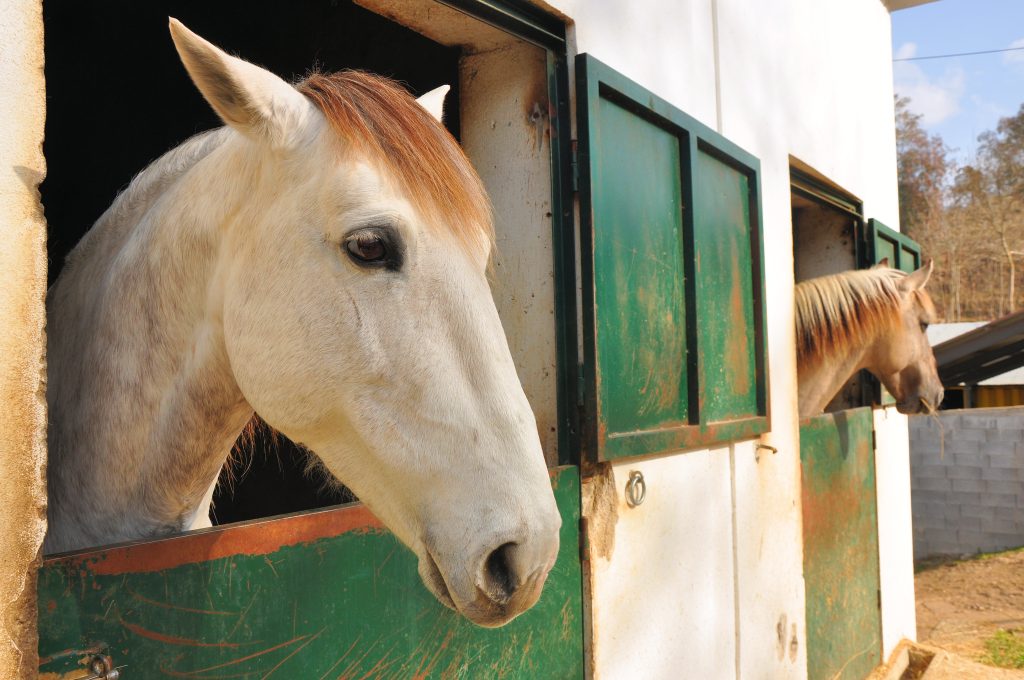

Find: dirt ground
914;548;1024;676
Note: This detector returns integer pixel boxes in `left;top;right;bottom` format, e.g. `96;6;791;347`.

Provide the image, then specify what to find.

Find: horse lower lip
422;552;455;610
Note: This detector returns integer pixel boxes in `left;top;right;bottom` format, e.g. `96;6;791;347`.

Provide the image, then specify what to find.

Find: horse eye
345;233;388;265
920;321;929;332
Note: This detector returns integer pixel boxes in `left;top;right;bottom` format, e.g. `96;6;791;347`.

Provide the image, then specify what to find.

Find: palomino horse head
867;259;944;414
168;21;560;626
795;259;944;416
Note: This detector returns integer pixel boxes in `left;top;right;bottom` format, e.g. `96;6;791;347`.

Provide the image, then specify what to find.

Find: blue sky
892;0;1024;162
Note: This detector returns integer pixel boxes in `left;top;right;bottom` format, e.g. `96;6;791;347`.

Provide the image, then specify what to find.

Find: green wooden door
38;467;584;678
576;55;768;462
800;408;882;680
866;218;921;273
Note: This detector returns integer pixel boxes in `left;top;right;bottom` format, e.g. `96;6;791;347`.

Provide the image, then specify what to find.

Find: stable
2;0;926;677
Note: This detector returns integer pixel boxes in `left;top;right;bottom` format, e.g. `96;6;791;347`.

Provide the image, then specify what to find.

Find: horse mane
298;71;494;255
795;267;912;364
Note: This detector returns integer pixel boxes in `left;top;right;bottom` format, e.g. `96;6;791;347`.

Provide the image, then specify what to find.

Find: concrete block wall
910;407;1024;558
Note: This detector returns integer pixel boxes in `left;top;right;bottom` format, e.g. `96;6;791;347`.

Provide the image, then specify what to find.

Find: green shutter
866;218;921;273
576;55;768;461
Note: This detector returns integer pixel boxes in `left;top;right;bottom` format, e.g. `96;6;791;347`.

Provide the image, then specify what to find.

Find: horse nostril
483;542;518;604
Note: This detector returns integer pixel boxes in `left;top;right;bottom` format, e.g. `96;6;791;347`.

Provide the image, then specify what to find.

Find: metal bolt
83;655;121;680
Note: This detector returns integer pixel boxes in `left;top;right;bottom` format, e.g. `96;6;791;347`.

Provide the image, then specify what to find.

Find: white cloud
1003;37;1024;66
895;42;918;61
894;42;966;126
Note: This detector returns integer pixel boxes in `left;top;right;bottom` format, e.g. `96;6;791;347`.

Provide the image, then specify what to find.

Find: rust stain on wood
119;618;246;648
47;504;385;576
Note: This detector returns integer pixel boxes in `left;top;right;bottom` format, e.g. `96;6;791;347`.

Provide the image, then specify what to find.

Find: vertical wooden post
0;0;47;673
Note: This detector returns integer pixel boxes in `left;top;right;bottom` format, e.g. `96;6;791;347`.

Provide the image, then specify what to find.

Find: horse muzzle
418;523;561;627
897;385;945;415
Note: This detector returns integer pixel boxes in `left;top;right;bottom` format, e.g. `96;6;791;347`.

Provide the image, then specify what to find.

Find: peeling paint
581;464;618;561
0;0;48;675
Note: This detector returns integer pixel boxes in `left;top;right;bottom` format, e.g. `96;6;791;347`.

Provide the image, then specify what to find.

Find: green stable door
800;408;883;680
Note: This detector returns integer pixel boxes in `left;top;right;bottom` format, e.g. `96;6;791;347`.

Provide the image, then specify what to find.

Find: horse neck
797;342;874;418
46;129;255;551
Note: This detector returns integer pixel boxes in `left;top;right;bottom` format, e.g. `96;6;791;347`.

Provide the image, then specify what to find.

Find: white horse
795;260;944;417
45;19;560;628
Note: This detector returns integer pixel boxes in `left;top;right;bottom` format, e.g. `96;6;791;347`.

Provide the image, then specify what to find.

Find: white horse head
45;20;560;627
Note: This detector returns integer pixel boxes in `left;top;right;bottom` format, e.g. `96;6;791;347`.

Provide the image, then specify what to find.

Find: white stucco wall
874;407;917;657
0;0;47;674
552;0;905;677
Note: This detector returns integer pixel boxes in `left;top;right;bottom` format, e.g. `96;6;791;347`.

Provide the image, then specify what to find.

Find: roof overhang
883;0;940;11
933;309;1024;385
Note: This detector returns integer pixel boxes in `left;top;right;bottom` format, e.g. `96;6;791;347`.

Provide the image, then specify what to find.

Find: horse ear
872;258;890;270
416;85;450;123
168;18;312;146
899;258;934;292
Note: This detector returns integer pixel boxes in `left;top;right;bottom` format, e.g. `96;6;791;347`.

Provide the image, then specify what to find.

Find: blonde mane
299;71;493;255
795;268;911;364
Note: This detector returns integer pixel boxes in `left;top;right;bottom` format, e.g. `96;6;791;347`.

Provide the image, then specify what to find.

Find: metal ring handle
625;470;646;507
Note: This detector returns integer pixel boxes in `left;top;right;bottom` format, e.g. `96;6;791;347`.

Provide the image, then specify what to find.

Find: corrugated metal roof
932;309;1024;386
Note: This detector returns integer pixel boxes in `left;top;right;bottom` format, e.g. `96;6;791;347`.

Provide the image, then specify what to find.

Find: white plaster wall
594;451;737;680
555;0;719;128
874;407;917;657
549;0;902;677
0;0;47;673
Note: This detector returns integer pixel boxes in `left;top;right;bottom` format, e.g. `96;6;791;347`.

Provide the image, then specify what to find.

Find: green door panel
694;148;758;422
875;237;897;269
800;409;882;680
867;218;921;273
591;91;688;438
39;467;584;679
576;54;769;461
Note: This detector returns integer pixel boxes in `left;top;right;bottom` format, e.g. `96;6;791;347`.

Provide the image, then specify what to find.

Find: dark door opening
790;166;870;412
